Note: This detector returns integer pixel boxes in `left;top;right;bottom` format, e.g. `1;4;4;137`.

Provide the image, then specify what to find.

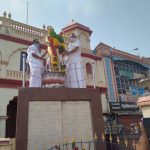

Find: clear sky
0;0;150;57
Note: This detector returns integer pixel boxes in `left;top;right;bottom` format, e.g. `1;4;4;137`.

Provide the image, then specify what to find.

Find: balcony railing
6;70;29;80
0;13;47;43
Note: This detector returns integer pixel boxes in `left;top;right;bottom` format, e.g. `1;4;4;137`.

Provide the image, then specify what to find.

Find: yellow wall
141;106;150;118
101;93;109;113
0;39;27;74
81;57;106;88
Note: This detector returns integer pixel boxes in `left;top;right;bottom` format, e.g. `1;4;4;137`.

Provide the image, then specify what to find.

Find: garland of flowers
46;26;66;72
47;26;65;55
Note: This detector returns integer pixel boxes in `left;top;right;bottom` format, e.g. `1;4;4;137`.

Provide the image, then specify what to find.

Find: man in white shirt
27;39;47;87
66;33;86;88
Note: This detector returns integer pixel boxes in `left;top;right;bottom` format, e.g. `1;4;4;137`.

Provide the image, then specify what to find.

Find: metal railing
6;70;29;81
0;14;47;43
46;133;139;150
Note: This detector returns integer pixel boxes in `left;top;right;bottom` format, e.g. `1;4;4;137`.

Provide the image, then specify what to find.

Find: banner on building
109;102;139;112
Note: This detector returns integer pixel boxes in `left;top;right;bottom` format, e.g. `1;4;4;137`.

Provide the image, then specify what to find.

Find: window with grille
86;63;92;75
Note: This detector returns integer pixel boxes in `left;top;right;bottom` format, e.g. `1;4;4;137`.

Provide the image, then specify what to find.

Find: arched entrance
6;96;17;138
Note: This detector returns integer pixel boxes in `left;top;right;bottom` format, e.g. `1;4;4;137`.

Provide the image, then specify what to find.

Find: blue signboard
131;88;137;96
138;87;145;96
131;87;145;96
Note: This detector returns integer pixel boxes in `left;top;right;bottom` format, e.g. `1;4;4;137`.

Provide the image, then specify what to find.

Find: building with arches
0;11;47;137
0;12;107;137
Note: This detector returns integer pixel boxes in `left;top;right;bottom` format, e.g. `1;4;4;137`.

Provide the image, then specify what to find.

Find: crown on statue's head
47;26;54;33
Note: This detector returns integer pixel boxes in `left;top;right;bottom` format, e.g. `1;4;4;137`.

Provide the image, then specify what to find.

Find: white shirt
27;44;43;66
67;39;81;62
59;54;68;65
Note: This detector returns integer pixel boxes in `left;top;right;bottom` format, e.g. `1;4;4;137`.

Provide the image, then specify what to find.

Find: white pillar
92;62;96;88
22;54;26;87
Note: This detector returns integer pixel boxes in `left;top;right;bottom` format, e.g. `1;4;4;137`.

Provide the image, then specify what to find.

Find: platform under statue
42;26;68;87
16;88;105;150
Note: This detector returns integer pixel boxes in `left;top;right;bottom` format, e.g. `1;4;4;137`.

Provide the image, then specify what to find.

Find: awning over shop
119;70;134;78
119;114;142;126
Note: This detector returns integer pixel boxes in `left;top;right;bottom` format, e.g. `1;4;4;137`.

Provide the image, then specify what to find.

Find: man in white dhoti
66;33;86;88
27;39;47;87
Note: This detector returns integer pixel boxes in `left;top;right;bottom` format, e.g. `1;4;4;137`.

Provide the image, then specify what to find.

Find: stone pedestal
16;88;105;150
